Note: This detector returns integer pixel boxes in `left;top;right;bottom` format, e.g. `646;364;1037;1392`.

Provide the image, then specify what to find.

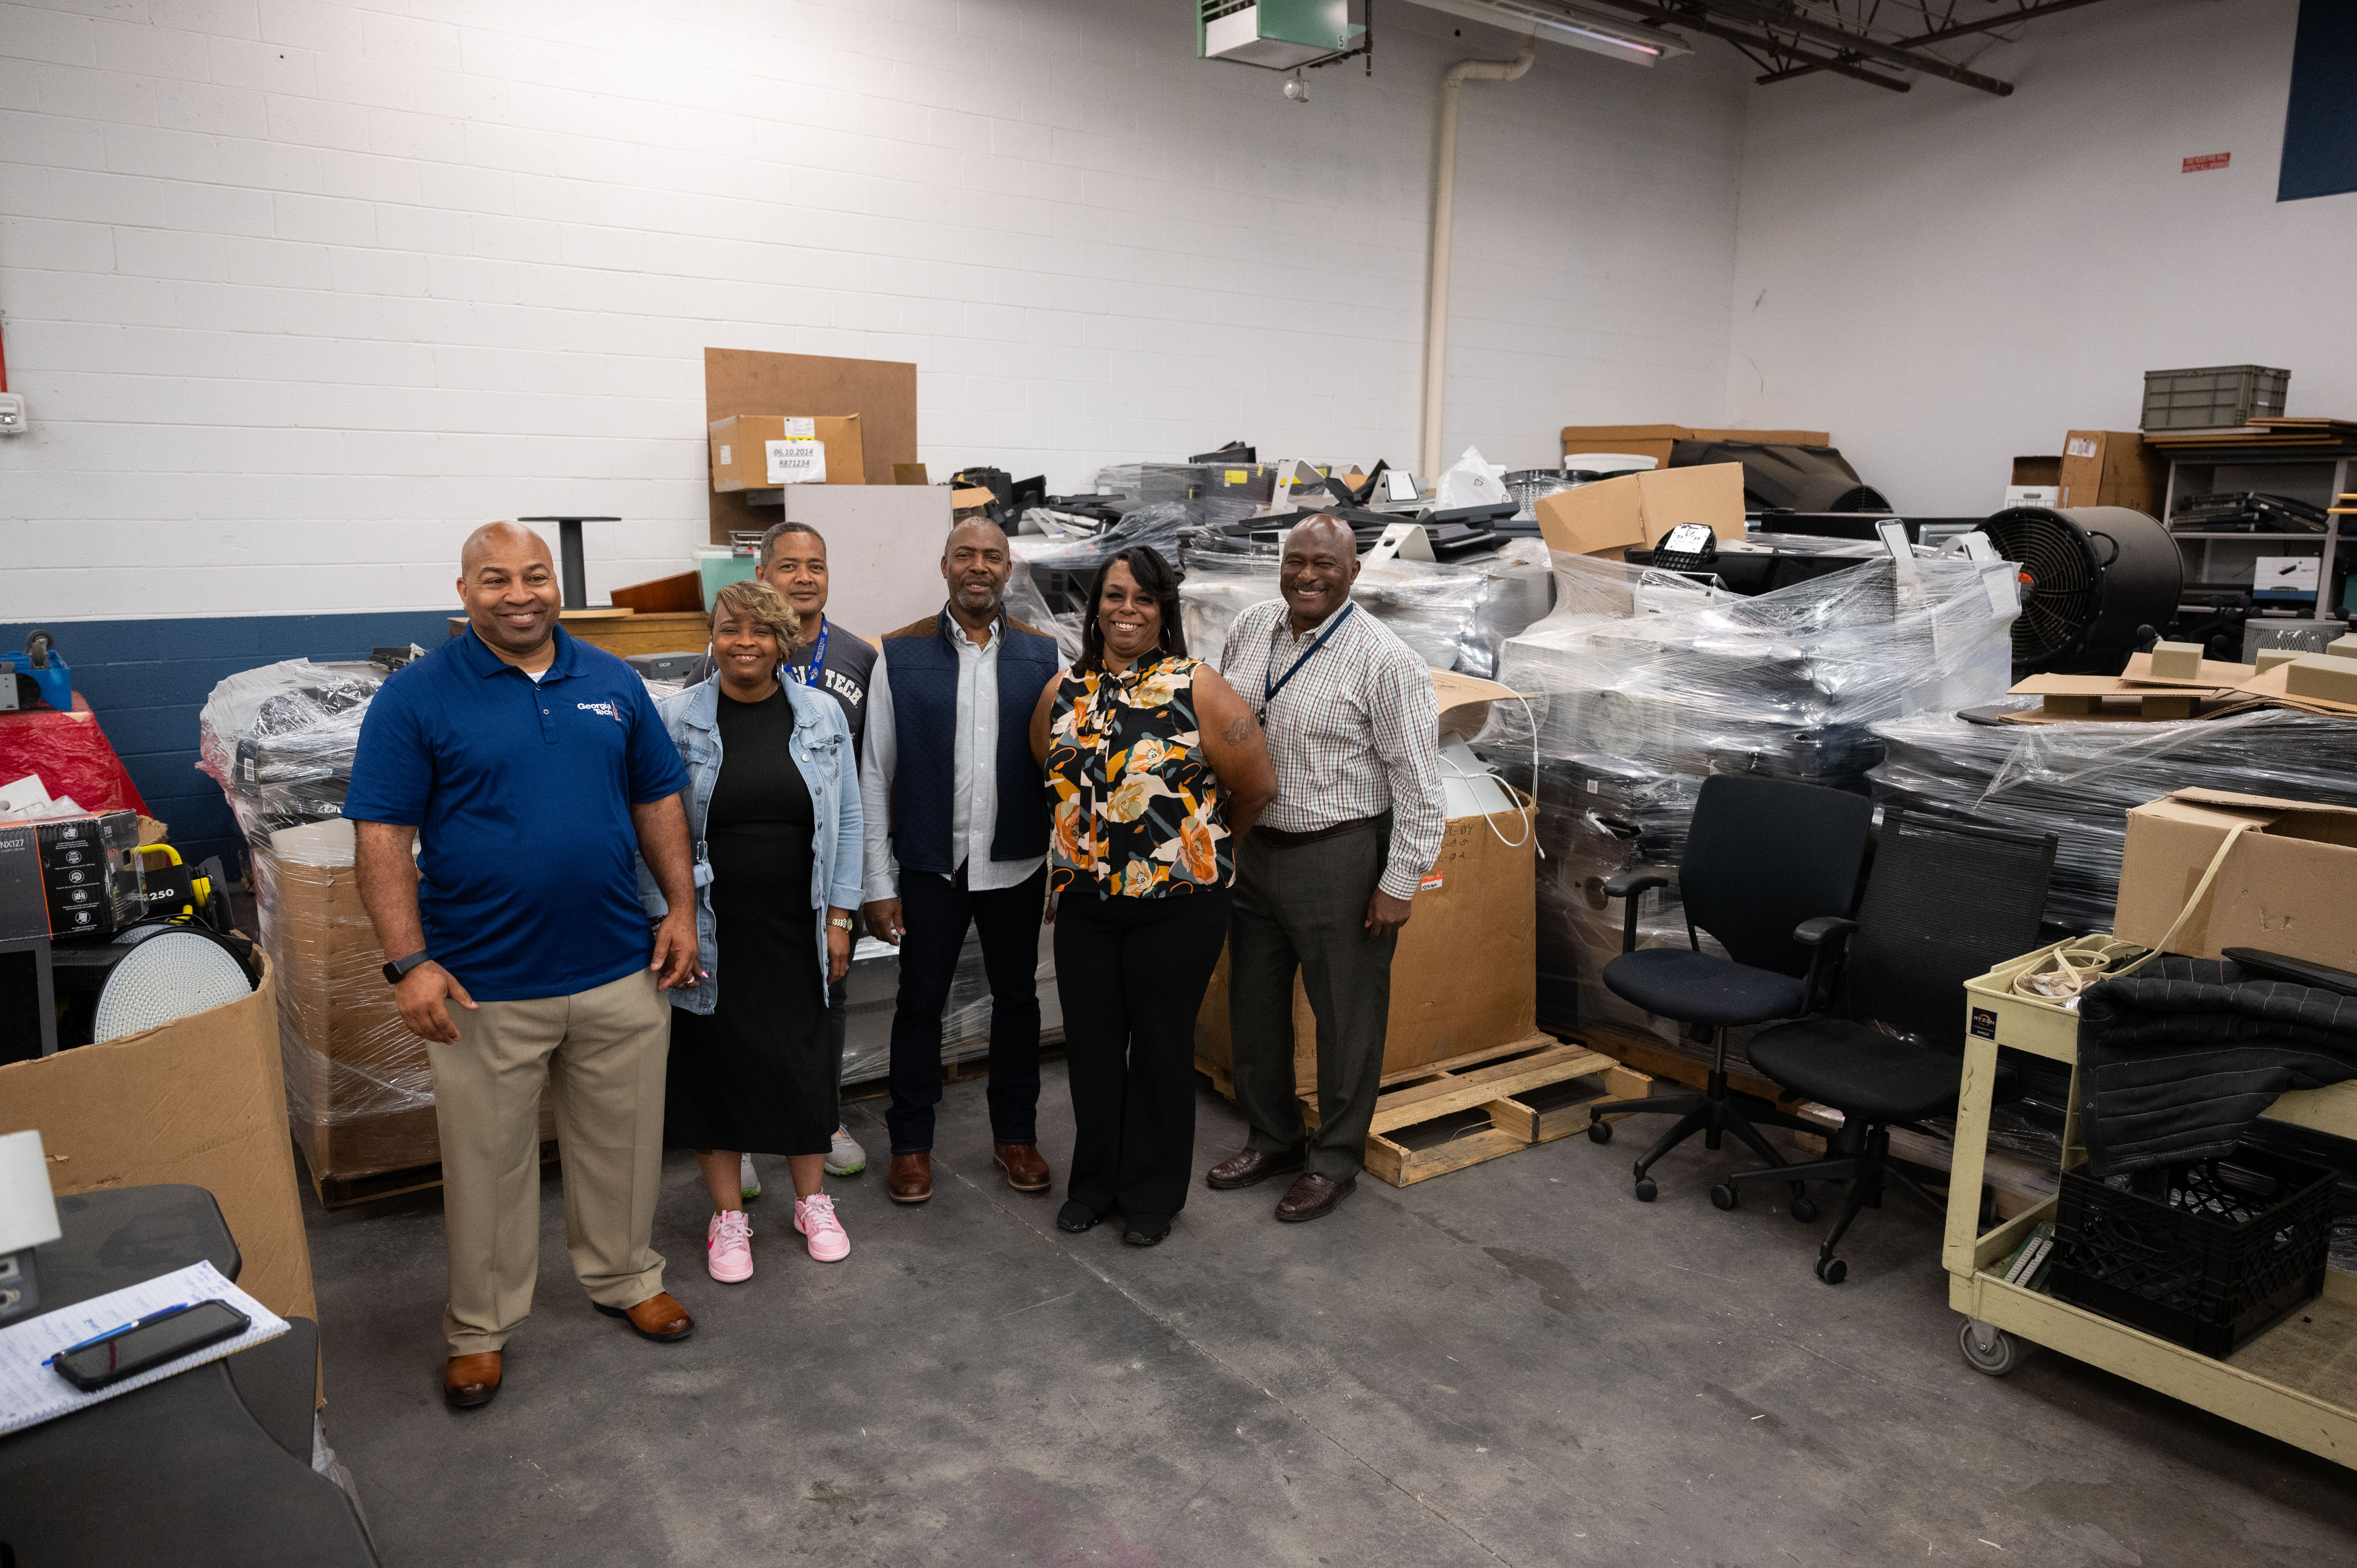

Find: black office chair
1718;810;2055;1283
1583;773;1875;1201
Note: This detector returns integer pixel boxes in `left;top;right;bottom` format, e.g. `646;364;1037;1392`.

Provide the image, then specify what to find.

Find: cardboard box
1195;675;1539;1094
2011;456;2064;487
1533;463;1746;560
2058;430;2166;513
708;415;865;492
2004;486;2062;509
2115;789;2357;968
1559;425;1829;473
255;844;557;1188
2285;653;2357;706
0;954;318;1324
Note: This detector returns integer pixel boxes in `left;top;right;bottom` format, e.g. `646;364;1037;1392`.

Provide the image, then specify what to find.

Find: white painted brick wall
1;0;1745;620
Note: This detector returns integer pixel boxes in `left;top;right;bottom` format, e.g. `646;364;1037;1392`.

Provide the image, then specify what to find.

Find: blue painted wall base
0;613;456;872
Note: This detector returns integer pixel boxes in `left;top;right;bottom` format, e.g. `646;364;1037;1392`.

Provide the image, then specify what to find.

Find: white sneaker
706;1210;754;1283
793;1193;851;1263
739;1152;761;1201
825;1125;866;1177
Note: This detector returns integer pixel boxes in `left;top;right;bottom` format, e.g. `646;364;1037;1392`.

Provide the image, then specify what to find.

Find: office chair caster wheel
1815;1254;1847;1285
1958;1317;2019;1377
1588;1119;1613;1144
1633;1176;1657;1203
1791;1196;1818;1223
1709;1184;1737;1211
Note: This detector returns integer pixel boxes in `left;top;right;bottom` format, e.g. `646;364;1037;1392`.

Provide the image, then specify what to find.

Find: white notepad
0;1260;289;1436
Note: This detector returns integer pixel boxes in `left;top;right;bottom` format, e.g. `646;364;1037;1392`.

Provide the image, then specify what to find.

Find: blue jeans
885;863;1047;1154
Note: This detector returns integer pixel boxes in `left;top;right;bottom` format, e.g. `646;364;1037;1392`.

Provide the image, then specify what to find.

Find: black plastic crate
2050;1144;2334;1358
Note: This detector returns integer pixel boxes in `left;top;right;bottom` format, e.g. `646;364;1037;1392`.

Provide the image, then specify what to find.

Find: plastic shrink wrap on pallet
1869;706;2357;933
197;660;445;1187
1485;550;2018;1058
1179;534;1554;678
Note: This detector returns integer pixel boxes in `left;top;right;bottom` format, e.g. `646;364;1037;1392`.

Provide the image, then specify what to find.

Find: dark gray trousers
1228;819;1397;1183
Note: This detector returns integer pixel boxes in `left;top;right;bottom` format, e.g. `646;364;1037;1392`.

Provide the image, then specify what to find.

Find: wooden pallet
1301;1034;1650;1187
303;1139;561;1210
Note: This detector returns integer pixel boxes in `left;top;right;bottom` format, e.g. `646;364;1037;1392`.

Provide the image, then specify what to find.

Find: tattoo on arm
1224;713;1256;745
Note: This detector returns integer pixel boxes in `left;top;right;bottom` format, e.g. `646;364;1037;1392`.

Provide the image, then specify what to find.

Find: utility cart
1944;943;2357;1467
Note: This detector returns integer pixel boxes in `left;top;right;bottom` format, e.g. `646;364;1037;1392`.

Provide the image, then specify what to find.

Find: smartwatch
382;949;433;985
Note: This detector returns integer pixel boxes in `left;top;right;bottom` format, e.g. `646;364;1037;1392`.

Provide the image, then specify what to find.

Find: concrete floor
304;1067;2357;1568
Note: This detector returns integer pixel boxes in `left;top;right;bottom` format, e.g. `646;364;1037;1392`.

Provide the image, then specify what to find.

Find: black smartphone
51;1299;251;1393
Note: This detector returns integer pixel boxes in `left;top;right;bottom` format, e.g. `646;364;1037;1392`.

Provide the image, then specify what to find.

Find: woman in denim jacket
639;579;864;1284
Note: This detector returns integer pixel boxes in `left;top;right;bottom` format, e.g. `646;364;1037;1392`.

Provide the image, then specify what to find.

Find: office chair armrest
1793;916;1858;947
1794;916;1859;1013
1602;869;1674;954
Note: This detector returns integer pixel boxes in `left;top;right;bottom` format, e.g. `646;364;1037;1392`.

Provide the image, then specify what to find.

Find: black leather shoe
1122;1215;1172;1247
1056;1201;1101;1233
1205;1148;1304;1190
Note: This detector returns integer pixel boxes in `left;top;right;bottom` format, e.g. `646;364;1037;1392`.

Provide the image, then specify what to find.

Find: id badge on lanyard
1264;604;1354;708
789;617;828;688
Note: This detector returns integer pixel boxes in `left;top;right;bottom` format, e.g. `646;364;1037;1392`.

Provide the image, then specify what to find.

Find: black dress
664;687;834;1157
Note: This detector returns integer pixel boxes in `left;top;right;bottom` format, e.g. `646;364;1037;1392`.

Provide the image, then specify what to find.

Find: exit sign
2183;152;2231;173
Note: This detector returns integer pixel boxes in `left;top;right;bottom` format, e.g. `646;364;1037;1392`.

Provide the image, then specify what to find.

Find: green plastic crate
2141;364;2290;431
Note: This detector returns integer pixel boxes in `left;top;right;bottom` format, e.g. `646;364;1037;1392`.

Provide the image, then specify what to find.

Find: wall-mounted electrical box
0;395;23;435
1198;0;1365;70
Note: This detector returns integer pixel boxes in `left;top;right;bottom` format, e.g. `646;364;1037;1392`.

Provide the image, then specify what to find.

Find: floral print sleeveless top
1045;655;1230;898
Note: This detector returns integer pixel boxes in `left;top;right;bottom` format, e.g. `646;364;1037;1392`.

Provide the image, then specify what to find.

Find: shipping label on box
764;438;826;485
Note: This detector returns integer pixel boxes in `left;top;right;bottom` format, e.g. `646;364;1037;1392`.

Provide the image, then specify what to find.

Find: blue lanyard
1264;605;1354;706
789;617;827;687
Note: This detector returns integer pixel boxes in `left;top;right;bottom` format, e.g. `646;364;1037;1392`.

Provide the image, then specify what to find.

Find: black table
0;1185;378;1566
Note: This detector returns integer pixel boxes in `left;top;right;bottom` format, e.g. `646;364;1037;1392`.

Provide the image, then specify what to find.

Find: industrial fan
1979;506;2182;676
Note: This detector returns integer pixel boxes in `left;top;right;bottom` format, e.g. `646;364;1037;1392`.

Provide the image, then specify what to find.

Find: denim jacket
636;675;864;1015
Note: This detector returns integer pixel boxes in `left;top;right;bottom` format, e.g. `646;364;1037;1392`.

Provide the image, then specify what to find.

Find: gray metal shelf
2162;453;2352;616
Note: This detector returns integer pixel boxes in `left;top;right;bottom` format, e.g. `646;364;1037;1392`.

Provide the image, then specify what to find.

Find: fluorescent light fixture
1404;0;1690;65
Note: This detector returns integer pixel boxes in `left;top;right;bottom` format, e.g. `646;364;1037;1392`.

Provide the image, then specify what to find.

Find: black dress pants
886;863;1048;1154
1054;884;1235;1221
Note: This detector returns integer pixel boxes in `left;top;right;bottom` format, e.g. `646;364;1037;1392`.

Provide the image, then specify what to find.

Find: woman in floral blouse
1028;546;1275;1246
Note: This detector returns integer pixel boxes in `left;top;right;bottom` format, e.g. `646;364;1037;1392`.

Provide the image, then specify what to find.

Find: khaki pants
427;968;671;1355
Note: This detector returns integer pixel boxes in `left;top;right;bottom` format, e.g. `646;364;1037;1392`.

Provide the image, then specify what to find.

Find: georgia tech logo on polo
577;700;622;722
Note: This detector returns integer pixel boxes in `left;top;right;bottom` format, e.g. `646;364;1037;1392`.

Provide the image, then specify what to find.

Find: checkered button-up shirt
1220;598;1445;902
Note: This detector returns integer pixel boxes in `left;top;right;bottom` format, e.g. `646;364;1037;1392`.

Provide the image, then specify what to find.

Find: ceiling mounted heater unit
1403;0;1689;66
1199;0;1366;70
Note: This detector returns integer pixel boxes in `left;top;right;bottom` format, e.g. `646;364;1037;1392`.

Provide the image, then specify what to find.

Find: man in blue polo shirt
346;521;702;1413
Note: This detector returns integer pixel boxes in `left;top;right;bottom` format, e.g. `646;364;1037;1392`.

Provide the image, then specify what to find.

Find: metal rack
2159;450;2355;620
1943;951;2357;1466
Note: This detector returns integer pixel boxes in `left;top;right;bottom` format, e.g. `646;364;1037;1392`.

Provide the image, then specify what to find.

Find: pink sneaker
793;1193;851;1263
706;1210;753;1283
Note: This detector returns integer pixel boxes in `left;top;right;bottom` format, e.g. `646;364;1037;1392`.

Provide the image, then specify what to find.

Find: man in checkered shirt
1203;515;1445;1223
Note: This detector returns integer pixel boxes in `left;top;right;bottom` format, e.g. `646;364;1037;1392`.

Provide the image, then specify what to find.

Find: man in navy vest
858;516;1062;1204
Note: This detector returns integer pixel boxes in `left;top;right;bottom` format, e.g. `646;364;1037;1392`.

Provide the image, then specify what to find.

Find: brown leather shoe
887;1151;933;1204
1274;1172;1355;1222
1205;1147;1304;1190
443;1351;502;1409
593;1290;695;1343
993;1142;1051;1193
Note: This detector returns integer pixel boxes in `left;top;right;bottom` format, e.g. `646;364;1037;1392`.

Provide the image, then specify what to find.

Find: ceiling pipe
1420;37;1537;482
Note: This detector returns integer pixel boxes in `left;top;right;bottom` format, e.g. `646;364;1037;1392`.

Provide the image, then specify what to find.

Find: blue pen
42;1301;198;1366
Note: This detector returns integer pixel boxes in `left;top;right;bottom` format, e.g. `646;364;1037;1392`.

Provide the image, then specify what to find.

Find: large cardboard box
709;414;865;492
1195;675;1539;1093
1533;463;1746;560
2114;789;2357;968
1559;424;1829;471
2058;430;2166;514
0;954;317;1324
256;842;555;1190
